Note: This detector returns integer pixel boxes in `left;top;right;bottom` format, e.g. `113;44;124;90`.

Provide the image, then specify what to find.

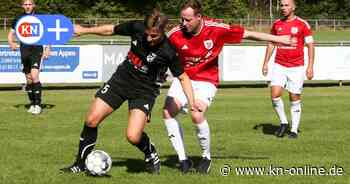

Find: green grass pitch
0;87;349;184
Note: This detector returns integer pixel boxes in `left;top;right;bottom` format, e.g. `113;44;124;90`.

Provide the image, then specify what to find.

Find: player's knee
126;132;141;145
191;111;205;124
85;114;101;127
163;108;174;119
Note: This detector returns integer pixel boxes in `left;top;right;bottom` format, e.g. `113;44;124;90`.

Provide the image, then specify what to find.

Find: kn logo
15;15;73;45
15;15;44;44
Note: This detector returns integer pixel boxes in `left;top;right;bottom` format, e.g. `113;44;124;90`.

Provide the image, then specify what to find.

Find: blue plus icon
48;19;69;41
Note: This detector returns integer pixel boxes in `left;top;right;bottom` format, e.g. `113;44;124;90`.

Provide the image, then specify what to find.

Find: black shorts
21;51;43;74
95;82;155;116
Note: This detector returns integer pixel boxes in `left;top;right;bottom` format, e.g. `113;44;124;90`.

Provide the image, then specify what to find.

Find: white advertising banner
220;46;350;81
2;45;350;84
0;45;103;84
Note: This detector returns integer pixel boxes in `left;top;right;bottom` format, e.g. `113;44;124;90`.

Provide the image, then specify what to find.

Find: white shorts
167;78;217;112
270;63;305;94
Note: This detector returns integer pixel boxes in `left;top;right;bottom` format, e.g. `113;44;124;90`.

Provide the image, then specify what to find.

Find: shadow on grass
161;155;270;170
112;158;147;173
13;103;56;110
111;154;270;173
253;123;280;135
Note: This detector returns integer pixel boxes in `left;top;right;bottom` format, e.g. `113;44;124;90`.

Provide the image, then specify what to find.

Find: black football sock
134;132;155;156
32;82;42;106
25;84;34;105
75;124;98;166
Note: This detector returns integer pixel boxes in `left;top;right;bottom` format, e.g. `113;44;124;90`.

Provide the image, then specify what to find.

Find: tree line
1;0;349;19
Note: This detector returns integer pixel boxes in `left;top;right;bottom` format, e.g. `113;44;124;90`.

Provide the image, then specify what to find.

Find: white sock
164;118;187;161
272;97;288;124
290;100;302;133
195;120;211;160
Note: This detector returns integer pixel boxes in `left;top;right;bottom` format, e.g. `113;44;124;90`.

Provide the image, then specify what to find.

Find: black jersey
11;12;43;54
110;20;184;97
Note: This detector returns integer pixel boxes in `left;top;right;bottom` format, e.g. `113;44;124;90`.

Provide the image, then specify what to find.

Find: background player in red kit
262;0;315;139
163;0;295;174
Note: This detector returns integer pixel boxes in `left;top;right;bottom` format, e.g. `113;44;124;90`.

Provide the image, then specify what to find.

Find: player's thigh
29;52;42;70
192;80;217;108
85;97;115;127
270;63;288;90
21;57;31;75
166;78;188;109
87;82;126;126
286;66;304;95
163;96;182;118
95;82;126;110
271;86;284;98
128;97;155;122
126;109;148;143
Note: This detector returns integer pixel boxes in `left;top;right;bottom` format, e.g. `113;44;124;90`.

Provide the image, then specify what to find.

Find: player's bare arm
7;30;19;51
243;30;294;45
74;24;115;36
177;72;201;112
306;42;315;80
262;42;276;76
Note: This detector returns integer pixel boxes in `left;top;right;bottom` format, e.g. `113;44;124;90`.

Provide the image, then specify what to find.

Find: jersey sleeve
113;20;144;36
11;17;19;31
222;25;244;44
302;21;313;44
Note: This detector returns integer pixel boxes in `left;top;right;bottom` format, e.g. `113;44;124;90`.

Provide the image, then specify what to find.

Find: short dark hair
22;0;35;4
180;0;203;15
144;8;169;32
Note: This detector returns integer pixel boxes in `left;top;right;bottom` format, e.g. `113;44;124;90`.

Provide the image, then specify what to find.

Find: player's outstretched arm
7;30;18;51
243;30;293;45
177;73;201;112
74;24;115;36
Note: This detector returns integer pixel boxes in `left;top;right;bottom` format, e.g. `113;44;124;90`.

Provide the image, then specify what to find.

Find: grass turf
0;87;349;184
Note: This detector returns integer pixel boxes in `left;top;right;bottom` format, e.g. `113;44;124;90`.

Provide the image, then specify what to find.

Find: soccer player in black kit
60;9;199;174
8;0;50;115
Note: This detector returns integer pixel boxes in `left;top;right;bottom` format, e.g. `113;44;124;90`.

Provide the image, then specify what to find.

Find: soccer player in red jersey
163;0;295;174
262;0;315;139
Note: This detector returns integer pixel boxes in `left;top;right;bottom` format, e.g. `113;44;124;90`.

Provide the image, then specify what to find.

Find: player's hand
279;35;297;46
73;24;84;37
262;64;269;76
42;48;50;60
190;101;202;112
9;42;19;51
306;67;314;80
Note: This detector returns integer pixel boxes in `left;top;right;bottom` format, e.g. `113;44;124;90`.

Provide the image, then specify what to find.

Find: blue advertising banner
0;48;21;72
0;46;79;73
41;47;80;72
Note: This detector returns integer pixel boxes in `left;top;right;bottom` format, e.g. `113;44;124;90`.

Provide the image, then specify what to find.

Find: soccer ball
85;150;112;176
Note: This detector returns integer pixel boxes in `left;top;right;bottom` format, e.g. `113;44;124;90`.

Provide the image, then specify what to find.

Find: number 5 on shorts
101;84;110;94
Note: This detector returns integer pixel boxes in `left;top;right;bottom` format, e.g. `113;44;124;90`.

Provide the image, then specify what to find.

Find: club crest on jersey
146;52;157;63
277;27;283;32
291;27;298;34
204;40;213;50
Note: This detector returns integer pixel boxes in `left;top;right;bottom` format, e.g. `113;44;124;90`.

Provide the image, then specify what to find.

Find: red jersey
271;16;313;67
168;19;244;86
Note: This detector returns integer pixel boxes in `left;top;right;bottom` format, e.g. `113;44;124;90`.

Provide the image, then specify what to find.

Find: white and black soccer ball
85;150;112;176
